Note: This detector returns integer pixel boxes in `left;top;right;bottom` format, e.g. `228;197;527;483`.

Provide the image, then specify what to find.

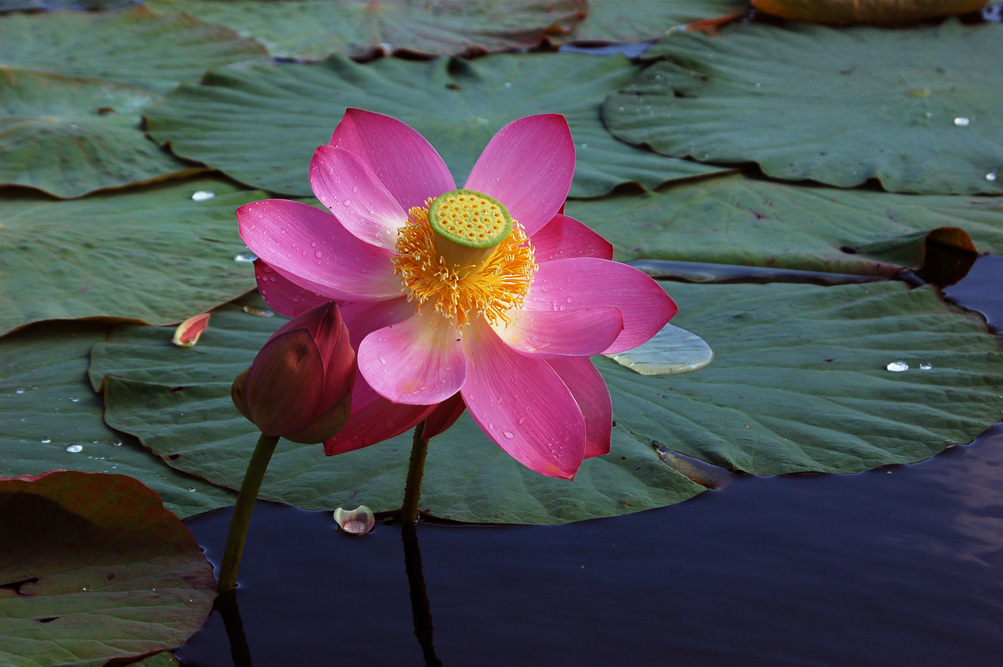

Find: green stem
400;420;430;524
217;432;280;593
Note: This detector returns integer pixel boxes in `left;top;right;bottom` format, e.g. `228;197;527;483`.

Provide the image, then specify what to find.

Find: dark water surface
179;256;1003;666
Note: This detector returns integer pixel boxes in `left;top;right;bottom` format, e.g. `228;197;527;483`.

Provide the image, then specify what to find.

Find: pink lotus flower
238;110;676;479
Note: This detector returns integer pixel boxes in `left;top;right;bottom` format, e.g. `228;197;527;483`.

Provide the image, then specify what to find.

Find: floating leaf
604;20;1003;194
0;7;270;95
0;69;203;198
564;174;1003;275
750;0;988;24
145;53;727;199
0;471;216;667
0;177;265;336
145;0;587;59
560;0;746;43
0;322;237;519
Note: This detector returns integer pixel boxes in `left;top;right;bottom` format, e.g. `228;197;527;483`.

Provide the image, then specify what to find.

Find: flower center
393;189;536;328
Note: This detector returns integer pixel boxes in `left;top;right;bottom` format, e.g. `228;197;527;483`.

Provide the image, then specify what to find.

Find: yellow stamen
393;197;536;328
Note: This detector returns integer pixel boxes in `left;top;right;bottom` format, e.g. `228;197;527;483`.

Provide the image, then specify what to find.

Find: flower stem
401;421;430;524
217;432;280;593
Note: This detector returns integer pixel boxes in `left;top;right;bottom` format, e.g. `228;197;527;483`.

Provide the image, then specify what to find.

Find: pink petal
254;260;330;317
238;199;401;301
339;297;415;350
460;320;586;479
423;393;465;439
493;306;623;358
464;115;575;237
358;313;466;405
324;373;436;456
548;358;612;458
530;214;613;262
310;146;408;251
524;258;678;354
329;109;455;213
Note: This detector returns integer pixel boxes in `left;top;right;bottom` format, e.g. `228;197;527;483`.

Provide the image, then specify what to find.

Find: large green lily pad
0;177;266;336
0;7;270;95
0;471;216;667
145;53;727;199
565;173;1003;275
559;0;746;43
92;279;1003;522
0;322;236;519
91;294;705;525
145;0;587;60
604;20;1003;195
0;68;203;198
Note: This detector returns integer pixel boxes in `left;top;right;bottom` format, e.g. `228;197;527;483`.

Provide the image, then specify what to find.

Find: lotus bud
232;302;355;444
333;506;375;535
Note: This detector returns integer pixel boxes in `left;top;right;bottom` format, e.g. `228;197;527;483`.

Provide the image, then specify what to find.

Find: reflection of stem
217;432;280;592
214;589;254;667
401;421;430;524
402;522;442;667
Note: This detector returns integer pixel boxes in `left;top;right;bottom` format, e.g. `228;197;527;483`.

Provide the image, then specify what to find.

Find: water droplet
504;82;512;89
234;252;258;263
187;487;196;492
191;190;216;201
920;362;933;370
41;439;51;444
314;250;323;258
954;117;970;127
987;171;998;182
70;397;80;403
886;360;909;372
754;82;762;89
924;112;933;119
378;356;387;366
15;388;24;394
342;199;352;206
352;185;359;193
66;444;83;453
501;430;514;439
82;586;91;592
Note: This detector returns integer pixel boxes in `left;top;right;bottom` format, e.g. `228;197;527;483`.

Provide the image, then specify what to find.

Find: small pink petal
548;357;612;458
461;320;586;479
329;109;455;213
172;312;211;347
238;199;401;301
359;313;466;405
310;146;408;251
254;260;329;317
464;115;574;237
493;306;623;358
530;214;613;262
339;297;415;351
324;373;436;455
423;393;465;439
524;258;678;354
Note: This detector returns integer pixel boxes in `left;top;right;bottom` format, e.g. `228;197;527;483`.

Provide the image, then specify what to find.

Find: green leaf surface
0;68;203;198
604;20;1003;194
0;0;132;10
560;0;746;43
91;294;704;524
564;173;1003;274
0;471;216;667
145;53;727;199
0;321;237;520
145;0;587;60
0;177;265;336
0;6;270;95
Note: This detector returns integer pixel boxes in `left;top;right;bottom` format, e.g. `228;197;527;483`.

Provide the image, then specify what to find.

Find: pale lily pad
0;177;266;336
0;69;203;198
0;6;270;95
560;0;746;43
750;0;988;24
91;293;705;525
0;471;216;667
145;0;587;60
144;53;727;199
604;20;1003;194
0;322;236;519
606;323;713;375
564;173;1003;275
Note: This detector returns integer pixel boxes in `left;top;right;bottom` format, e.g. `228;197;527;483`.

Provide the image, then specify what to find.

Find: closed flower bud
232;302;355;444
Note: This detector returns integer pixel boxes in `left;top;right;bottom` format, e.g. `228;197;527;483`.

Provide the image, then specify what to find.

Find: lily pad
604;20;1003;194
145;0;587;60
564;173;1003;275
144;53;727;199
0;69;203;198
0;471;216;667
0;322;236;519
0;6;270;95
91;294;705;525
559;0;746;43
0;177;266;336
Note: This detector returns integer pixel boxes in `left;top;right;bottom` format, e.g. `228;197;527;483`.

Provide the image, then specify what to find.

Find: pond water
178;256;1003;666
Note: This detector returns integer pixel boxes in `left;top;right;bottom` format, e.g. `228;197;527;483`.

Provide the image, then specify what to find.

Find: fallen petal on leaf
172;312;212;347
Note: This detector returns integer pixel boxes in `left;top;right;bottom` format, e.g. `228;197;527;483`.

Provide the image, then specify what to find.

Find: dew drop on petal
501;430;514;439
886;360;909;372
